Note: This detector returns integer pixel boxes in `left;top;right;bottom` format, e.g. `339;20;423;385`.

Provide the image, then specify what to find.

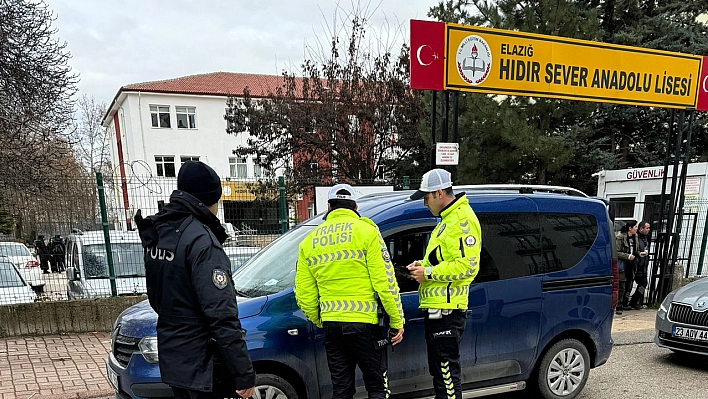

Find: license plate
672;325;708;342
106;364;119;391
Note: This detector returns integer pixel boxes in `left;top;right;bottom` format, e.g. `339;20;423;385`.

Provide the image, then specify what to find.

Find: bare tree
0;0;78;190
225;3;427;188
72;95;112;174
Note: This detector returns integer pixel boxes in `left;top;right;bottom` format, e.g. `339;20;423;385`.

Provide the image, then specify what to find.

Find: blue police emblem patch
212;269;228;289
381;248;391;262
436;224;446;237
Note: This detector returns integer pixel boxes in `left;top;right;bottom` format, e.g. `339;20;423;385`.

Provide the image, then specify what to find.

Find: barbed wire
112;159;164;195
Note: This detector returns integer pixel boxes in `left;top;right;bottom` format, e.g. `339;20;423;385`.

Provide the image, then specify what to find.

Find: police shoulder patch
381;248;391;263
464;235;476;247
212;269;228;289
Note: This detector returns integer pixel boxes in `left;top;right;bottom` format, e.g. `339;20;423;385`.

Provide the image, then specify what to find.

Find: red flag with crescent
410;20;445;91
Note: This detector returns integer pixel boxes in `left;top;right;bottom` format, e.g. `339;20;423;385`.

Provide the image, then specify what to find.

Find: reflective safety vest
295;208;405;329
418;194;481;310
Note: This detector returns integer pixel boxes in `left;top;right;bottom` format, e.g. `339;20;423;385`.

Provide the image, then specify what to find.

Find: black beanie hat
177;161;222;206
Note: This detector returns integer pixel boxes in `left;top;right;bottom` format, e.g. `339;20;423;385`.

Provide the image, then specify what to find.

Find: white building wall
106;91;286;230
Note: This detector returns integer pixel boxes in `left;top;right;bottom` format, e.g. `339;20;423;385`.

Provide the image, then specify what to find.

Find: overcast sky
49;0;436;106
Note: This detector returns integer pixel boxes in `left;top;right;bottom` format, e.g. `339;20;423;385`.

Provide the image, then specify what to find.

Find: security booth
595;163;708;278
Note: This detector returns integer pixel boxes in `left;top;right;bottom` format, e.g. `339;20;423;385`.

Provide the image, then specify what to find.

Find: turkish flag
696;56;708;111
410;20;445;91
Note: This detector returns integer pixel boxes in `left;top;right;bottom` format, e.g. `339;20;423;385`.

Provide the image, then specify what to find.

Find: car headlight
138;336;159;363
659;291;676;313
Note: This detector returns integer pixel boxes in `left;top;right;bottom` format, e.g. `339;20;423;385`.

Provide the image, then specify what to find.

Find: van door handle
287;329;299;336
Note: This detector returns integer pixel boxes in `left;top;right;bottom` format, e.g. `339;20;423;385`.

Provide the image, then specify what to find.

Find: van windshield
232;225;316;297
83;243;145;278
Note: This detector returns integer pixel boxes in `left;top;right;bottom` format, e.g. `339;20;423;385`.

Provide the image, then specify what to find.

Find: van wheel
536;338;590;399
254;373;298;399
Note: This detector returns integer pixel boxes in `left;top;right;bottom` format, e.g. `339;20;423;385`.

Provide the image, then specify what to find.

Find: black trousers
323;322;388;399
630;273;648;307
424;311;466;399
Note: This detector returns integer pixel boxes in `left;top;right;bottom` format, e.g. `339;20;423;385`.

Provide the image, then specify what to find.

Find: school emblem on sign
381;248;391;263
456;35;492;86
212;269;228;289
464;235;476;247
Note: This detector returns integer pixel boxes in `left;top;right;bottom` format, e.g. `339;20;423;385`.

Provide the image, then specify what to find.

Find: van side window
384;228;432;293
539;213;598;272
477;213;542;281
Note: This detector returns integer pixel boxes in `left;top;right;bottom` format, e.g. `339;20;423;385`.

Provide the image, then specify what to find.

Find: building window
155;156;176;177
229;157;247;178
176;106;197;129
307;203;315;218
150;105;171;128
180;155;200;164
253;157;266;178
226;108;247;133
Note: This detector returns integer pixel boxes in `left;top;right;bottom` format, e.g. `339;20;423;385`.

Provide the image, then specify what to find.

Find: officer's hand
237;387;255;398
407;264;426;283
390;327;404;346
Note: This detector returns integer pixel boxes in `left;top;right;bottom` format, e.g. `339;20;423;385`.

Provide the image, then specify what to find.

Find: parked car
0;241;44;293
0;256;36;305
655;276;708;356
223;245;261;273
107;186;617;399
65;230;145;299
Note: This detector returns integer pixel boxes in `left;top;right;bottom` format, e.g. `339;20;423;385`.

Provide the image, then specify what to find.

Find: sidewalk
0;309;658;399
0;332;113;399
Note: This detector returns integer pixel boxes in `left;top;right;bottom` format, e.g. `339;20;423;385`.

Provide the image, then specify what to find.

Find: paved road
492;316;708;398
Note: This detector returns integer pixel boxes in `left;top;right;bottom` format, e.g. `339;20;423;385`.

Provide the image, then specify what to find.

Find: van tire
254;373;298;399
536;338;590;399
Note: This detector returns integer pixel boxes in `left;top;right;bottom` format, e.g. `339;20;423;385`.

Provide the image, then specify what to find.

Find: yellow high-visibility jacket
295;208;404;329
418;194;481;310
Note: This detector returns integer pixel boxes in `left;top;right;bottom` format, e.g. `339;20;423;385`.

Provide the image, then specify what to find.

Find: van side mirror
66;267;79;281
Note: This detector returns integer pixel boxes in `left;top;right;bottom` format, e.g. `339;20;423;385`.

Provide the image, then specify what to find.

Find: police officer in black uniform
136;161;255;399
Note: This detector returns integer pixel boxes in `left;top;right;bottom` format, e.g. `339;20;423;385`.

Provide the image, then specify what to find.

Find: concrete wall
0;296;145;338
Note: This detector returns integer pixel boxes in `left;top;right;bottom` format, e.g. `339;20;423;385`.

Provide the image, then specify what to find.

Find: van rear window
476;213;598;282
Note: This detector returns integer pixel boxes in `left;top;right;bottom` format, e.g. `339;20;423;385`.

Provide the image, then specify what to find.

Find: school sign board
411;20;708;110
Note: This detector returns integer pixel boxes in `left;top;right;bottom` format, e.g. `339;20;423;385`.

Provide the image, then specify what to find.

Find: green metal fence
0;172;420;305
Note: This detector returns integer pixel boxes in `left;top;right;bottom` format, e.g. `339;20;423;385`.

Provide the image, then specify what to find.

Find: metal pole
650;110;676;304
441;91;449;143
452;92;460;182
96;172;117;298
278;176;288;233
431;92;438;169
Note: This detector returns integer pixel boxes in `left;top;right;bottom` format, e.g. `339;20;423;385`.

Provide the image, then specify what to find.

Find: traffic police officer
295;184;405;399
136;161;255;399
407;169;480;399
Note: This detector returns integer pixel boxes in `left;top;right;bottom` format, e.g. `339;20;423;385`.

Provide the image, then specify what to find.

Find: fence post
96;172;117;297
278;176;288;233
697;218;708;276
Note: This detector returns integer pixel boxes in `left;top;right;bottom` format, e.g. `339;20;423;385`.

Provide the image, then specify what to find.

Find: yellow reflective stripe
420;286;469;299
320;300;378;313
441;361;455;399
306;249;368;266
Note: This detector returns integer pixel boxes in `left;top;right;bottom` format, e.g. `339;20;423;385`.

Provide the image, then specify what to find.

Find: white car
223;246;261;273
0;242;44;292
0;257;36;305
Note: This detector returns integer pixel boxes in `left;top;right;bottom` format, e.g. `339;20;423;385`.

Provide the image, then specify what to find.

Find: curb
30;389;114;399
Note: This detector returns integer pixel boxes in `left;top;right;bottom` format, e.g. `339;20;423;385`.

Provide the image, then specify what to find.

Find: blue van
107;186;617;399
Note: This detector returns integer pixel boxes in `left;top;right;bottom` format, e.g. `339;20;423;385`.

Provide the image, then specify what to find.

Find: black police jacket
135;190;255;393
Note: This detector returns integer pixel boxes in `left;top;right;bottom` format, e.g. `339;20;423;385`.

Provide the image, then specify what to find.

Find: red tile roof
121;72;292;98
